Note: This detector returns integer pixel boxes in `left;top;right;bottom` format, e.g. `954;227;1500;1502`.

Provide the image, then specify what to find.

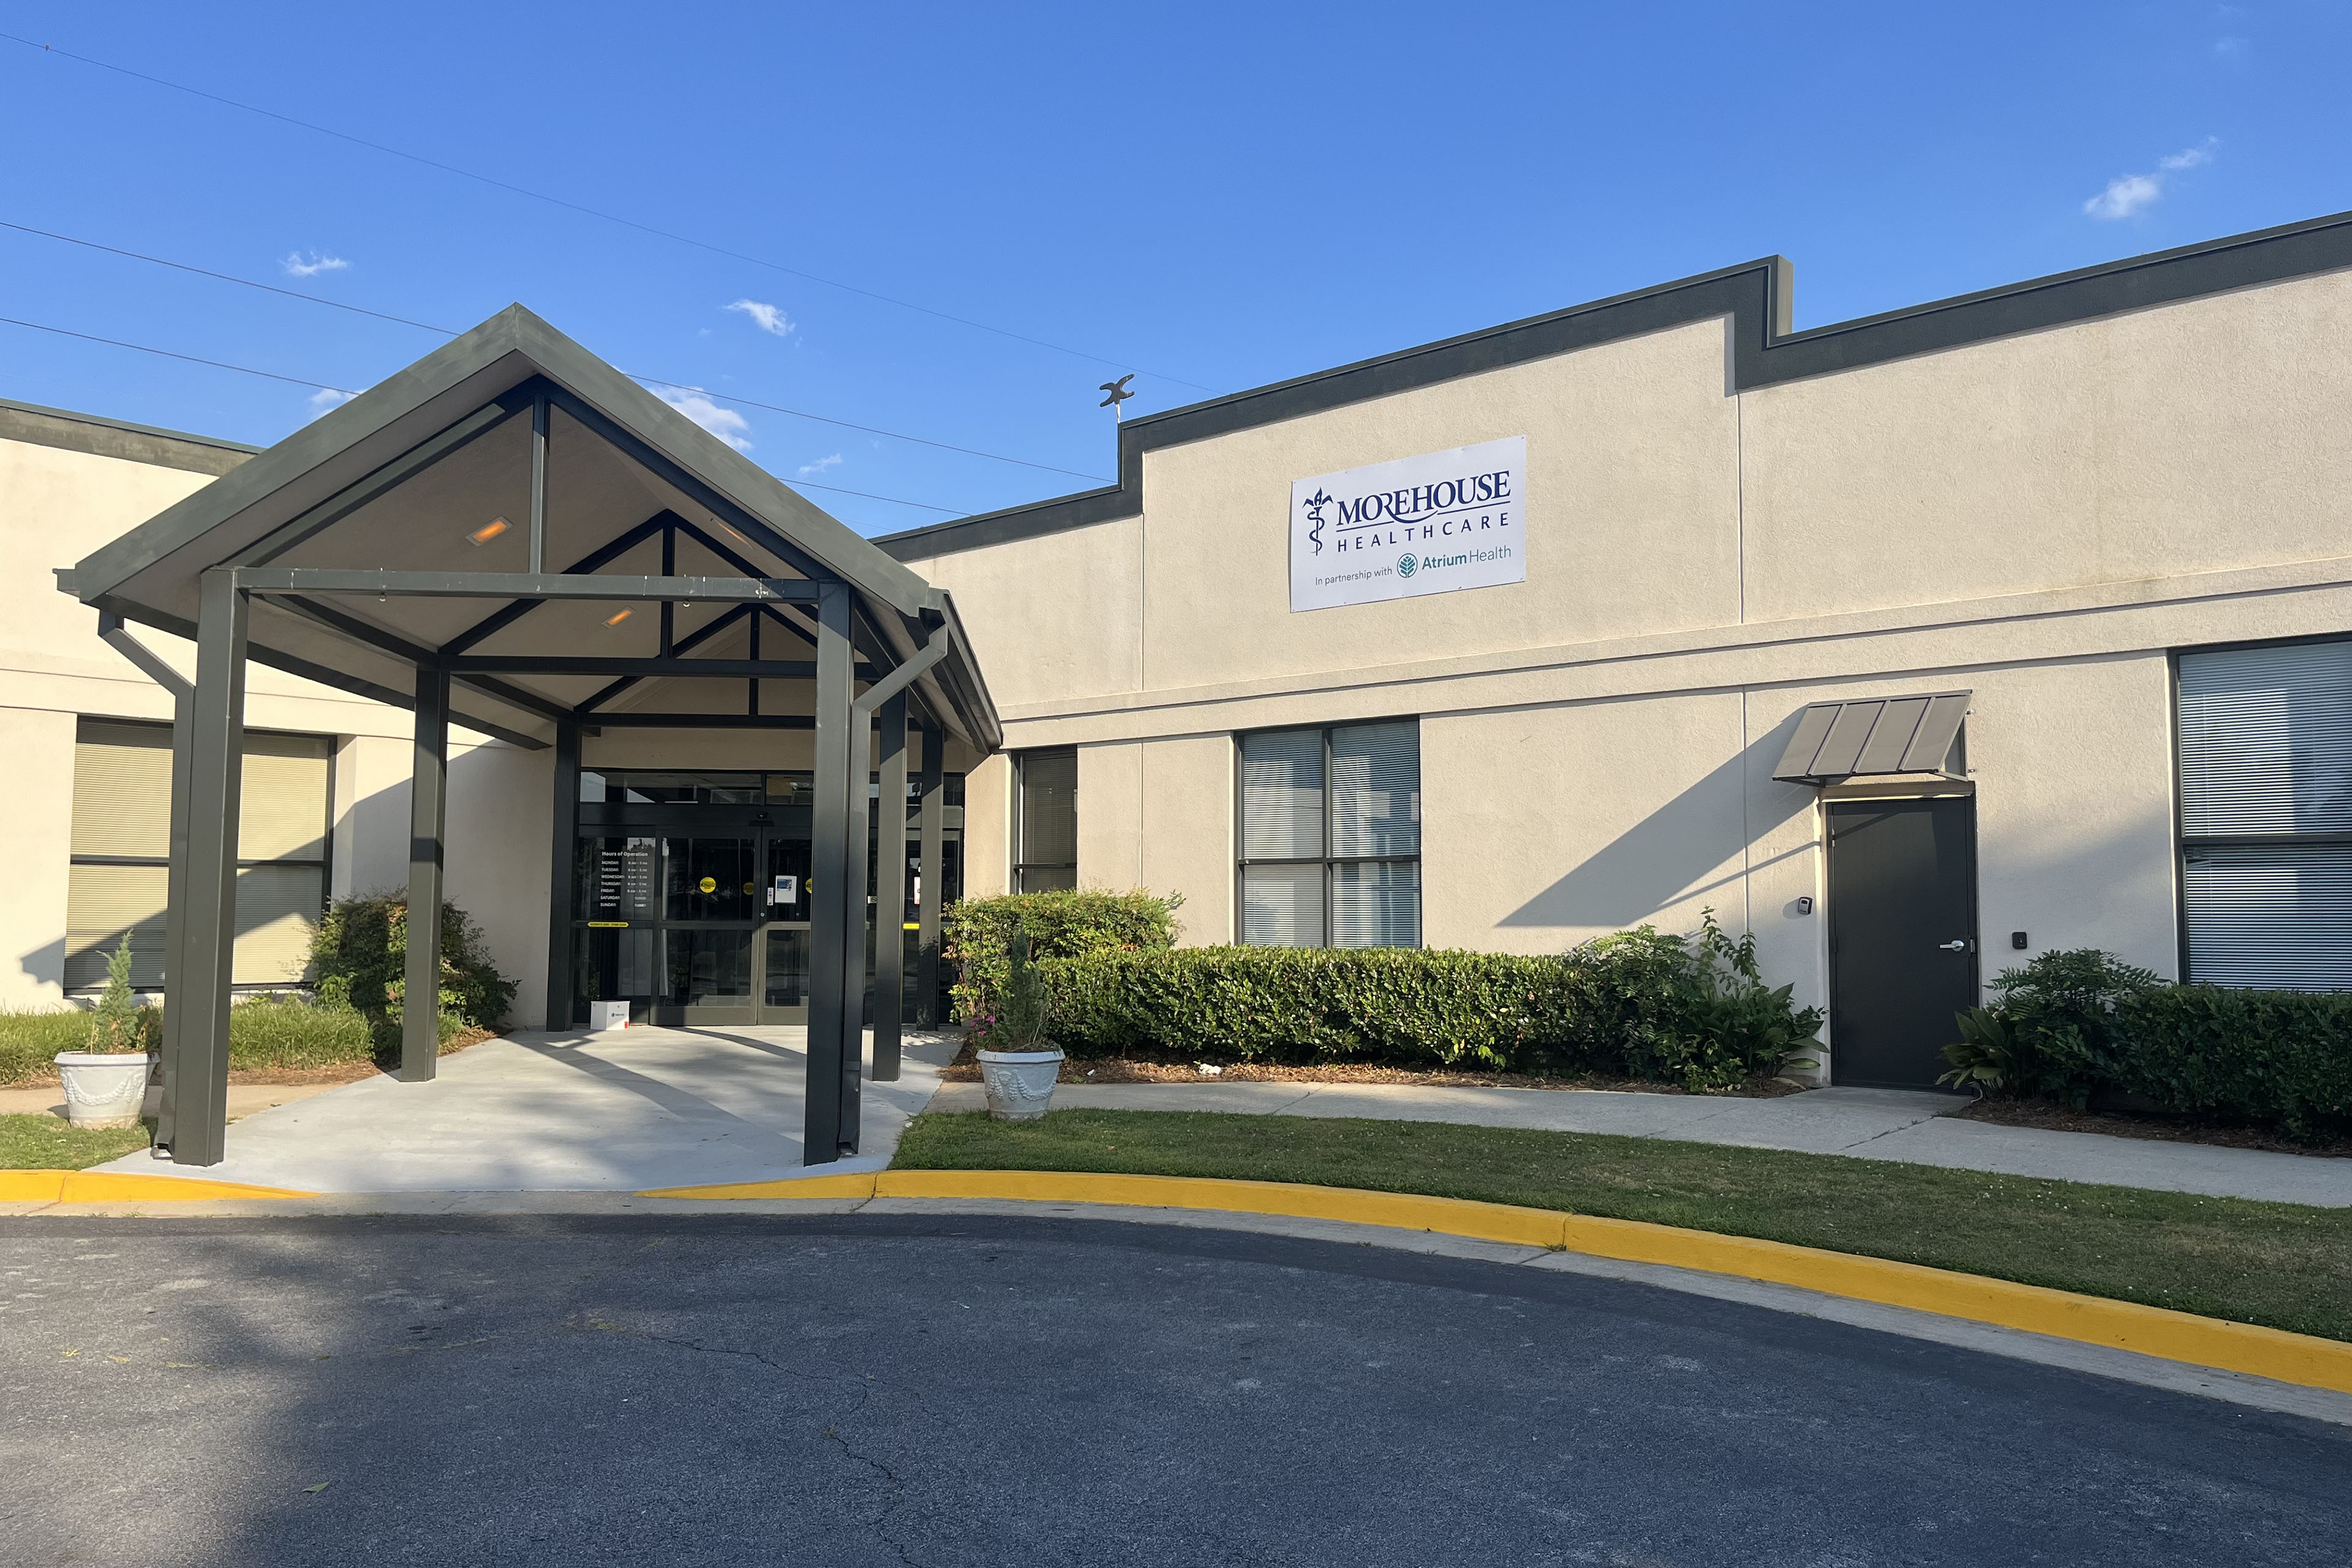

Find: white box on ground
590;1001;631;1031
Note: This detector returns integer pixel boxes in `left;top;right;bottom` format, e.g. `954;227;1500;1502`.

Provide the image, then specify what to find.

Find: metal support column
802;582;854;1163
915;724;944;1027
172;570;247;1167
872;692;908;1082
544;720;581;1031
402;665;450;1081
99;616;194;1152
837;690;875;1148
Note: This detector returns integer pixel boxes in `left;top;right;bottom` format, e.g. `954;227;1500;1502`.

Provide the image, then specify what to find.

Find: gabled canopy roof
64;304;1000;752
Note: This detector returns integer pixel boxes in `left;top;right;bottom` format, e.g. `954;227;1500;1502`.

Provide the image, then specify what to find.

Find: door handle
1937;940;1969;951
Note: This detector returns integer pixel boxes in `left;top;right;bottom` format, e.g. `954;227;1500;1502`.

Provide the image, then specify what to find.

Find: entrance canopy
59;304;1000;1169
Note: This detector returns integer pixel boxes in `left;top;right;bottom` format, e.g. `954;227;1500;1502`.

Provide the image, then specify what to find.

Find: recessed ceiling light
603;608;633;628
467;517;511;546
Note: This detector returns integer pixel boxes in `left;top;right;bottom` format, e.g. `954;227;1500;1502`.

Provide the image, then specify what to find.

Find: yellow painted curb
0;1170;313;1202
638;1167;2352;1396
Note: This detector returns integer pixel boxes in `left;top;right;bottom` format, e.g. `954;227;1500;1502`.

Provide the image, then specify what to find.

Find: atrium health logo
1395;552;1417;578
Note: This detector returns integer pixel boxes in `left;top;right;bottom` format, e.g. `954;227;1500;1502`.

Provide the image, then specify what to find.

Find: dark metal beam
237;568;823;603
916;723;944;1028
545;720;581;1033
528;394;549;576
583;713;818;729
228;392;532;569
804;581;854;1164
448;656;831;678
402;665;450;1081
98;614;194;1150
265;594;576;727
541;383;847;592
873;689;908;1083
170;570;247;1167
443;511;671;655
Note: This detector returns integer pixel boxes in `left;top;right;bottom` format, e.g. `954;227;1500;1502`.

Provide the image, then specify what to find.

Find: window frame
2169;630;2352;987
65;717;337;993
1012;747;1079;894
1232;718;1422;949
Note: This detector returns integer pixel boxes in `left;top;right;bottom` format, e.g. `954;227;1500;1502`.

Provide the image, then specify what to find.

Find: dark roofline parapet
876;208;2352;562
0;396;260;477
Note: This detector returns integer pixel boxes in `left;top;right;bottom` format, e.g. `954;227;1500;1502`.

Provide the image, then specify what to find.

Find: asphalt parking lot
2;1213;2344;1566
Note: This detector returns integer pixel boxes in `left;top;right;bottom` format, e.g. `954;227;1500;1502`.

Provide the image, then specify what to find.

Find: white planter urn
55;1052;155;1130
976;1047;1064;1121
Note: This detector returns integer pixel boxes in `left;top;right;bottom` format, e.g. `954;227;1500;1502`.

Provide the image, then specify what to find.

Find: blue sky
2;2;2345;537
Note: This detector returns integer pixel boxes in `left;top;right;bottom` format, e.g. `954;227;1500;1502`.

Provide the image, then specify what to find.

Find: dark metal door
1826;797;1978;1090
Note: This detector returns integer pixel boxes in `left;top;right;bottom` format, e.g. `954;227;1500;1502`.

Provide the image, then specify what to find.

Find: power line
0;218;1111;483
0;314;963;514
0;31;1215;393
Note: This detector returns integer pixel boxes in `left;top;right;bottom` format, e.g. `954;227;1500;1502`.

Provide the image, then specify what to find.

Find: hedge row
958;907;1823;1093
1943;949;2352;1142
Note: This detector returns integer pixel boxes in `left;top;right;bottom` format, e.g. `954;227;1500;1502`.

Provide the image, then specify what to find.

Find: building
7;209;2352;1116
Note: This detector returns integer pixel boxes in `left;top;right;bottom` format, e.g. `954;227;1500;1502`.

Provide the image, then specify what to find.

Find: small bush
946;889;1182;1026
88;937;146;1054
311;892;516;1030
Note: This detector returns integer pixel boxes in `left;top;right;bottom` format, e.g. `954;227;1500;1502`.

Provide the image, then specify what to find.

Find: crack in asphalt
572;1319;927;1566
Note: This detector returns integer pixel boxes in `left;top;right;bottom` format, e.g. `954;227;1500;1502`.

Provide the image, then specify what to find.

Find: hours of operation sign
1289;435;1527;612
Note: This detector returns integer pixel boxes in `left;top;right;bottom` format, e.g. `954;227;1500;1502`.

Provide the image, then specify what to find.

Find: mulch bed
939;1048;1806;1098
1953;1095;2352;1159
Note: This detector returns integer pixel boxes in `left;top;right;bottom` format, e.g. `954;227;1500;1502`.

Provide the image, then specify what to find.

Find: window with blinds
2176;639;2352;989
65;720;334;992
1238;720;1420;948
1014;748;1078;893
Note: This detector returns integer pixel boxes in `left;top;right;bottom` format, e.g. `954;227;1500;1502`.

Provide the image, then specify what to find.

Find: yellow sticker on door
698;876;717;893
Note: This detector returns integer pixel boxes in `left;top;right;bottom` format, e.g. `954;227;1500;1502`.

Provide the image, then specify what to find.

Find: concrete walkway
90;1027;959;1193
926;1079;2352;1208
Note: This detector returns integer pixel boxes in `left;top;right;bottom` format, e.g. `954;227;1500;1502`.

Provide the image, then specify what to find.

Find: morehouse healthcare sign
1289;435;1527;612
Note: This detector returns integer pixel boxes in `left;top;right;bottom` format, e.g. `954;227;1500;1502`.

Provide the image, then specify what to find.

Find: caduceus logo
1301;488;1333;555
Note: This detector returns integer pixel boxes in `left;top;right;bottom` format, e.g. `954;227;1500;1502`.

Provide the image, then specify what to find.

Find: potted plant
56;936;155;1130
974;934;1063;1120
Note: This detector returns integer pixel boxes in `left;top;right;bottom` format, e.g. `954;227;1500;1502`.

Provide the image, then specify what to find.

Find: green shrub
1937;948;2352;1141
984;934;1054;1052
311;892;515;1029
88;937;146;1054
1934;949;2160;1104
1035;913;1822;1091
946;889;1182;1025
2111;987;2352;1144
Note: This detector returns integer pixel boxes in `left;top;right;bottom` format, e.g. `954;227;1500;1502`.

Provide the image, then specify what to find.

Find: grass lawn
0;1113;150;1170
1;1000;486;1087
895;1109;2352;1343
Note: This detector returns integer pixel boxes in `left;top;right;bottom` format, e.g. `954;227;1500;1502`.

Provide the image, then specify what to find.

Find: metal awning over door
1772;692;1969;786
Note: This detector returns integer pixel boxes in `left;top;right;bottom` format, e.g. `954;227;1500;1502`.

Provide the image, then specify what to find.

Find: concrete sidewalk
926;1079;2352;1208
88;1027;958;1193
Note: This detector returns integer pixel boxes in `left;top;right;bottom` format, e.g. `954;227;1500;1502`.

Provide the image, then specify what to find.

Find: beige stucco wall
917;266;2352;1063
0;706;78;1007
1;427;550;1016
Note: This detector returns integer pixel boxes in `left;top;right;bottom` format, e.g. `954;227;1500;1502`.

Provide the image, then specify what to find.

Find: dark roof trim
0;396;258;477
1773;693;1970;786
877;208;2352;562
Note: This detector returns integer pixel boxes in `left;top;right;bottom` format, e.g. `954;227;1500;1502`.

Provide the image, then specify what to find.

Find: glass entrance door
571;767;964;1028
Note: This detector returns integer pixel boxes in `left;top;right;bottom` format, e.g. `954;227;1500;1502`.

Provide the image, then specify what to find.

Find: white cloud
306;388;356;418
654;386;753;451
282;251;350;278
796;453;843;478
2083;139;2218;220
725;299;794;336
